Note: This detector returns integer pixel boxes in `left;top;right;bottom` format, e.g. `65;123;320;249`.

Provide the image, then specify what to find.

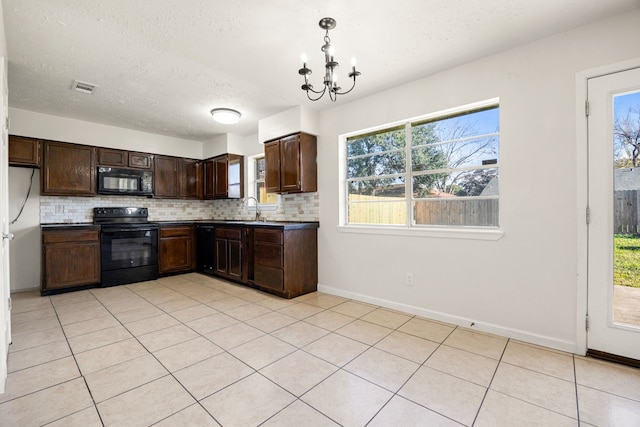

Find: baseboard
10;286;40;295
318;284;578;354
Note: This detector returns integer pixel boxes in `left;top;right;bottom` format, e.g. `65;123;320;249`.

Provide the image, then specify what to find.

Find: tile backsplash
40;193;320;224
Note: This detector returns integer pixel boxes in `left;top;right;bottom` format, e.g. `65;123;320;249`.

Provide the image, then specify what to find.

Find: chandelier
298;17;361;102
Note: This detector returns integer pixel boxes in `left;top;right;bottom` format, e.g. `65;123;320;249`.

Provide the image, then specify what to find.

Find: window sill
336;225;504;240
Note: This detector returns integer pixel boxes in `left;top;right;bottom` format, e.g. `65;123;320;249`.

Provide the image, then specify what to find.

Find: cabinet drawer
254;265;283;291
254;243;282;268
254;228;283;245
216;228;242;240
160;226;193;238
43;229;99;244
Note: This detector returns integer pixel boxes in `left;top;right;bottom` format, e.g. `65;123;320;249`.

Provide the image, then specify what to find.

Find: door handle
2;233;15;241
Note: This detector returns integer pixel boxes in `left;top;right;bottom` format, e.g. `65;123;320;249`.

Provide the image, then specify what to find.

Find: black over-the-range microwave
97;167;153;196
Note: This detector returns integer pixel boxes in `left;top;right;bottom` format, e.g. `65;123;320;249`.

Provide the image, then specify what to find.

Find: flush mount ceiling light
210;108;242;124
298;17;361;102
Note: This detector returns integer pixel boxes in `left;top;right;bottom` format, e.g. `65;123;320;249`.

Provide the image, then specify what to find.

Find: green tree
614;106;640;168
455;169;498;196
347;124;447;198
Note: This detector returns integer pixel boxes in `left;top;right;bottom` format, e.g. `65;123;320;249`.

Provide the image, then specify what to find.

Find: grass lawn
614;234;640;288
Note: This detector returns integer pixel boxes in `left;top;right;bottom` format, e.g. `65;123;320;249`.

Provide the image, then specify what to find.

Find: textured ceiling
3;0;639;142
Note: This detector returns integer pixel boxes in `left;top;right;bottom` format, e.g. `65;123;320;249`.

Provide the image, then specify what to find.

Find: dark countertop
41;220;319;230
157;220;319;230
41;223;98;230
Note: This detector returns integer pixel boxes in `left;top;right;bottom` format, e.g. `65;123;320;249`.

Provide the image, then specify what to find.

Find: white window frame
247;153;278;211
338;98;504;241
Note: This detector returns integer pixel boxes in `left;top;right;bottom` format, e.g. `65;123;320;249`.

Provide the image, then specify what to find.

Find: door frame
576;57;640;356
0;56;8;393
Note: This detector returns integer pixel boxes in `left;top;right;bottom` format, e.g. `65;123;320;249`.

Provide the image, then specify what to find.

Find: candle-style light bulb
301;53;308;64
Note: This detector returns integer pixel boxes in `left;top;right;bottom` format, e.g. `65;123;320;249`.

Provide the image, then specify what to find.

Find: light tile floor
2;273;640;426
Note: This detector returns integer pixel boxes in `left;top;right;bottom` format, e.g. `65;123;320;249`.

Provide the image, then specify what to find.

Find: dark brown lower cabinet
215;227;251;283
42;227;101;294
253;227;317;298
159;225;196;274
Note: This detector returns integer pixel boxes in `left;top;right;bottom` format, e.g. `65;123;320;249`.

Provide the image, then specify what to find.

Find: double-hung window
345;101;500;228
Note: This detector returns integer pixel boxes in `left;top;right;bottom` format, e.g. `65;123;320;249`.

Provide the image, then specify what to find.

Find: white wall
8;168;40;292
9;108;204;159
317;9;640;353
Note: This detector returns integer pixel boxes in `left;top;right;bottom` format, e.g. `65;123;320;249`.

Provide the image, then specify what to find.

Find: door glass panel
613;90;640;327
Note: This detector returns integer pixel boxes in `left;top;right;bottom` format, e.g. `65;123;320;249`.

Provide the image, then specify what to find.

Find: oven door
100;226;158;271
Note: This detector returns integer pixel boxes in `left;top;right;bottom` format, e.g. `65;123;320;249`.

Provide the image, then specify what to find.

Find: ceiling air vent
71;80;98;94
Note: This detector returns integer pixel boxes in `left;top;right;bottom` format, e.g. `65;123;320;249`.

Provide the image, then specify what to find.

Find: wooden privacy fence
615;190;640;234
414;198;499;227
348;195;499;226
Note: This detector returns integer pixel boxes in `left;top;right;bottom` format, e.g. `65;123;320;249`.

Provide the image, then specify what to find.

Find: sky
614;90;640;117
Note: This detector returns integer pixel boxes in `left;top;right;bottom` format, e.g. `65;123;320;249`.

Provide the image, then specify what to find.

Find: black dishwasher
197;225;215;275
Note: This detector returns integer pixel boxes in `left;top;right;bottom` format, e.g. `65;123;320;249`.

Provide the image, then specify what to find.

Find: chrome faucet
244;196;261;221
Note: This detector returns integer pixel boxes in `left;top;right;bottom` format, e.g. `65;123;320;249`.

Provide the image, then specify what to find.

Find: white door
587;67;640;361
0;57;10;392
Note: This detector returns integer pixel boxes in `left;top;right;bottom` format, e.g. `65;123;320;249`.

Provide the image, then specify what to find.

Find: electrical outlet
405;272;414;286
55;205;64;213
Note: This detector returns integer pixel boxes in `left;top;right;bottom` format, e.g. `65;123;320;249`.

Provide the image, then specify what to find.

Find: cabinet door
215;237;228;275
44;242;101;289
129;152;153;169
42;141;96;196
227;155;244;199
280;134;301;193
227;239;243;280
154;155;179;198
159;236;193;273
203;159;215;199
213;156;228;198
264;141;281;193
9;135;40;167
179;158;202;199
159;226;195;274
97;148;128;167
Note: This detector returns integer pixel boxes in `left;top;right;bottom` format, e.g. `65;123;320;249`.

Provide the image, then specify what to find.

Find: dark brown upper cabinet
203;154;244;199
128;152;153;169
9;135;41;168
98;148;153;170
178;158;202;199
264;132;317;194
41;141;96;196
97;148;128;167
153;155;179;198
